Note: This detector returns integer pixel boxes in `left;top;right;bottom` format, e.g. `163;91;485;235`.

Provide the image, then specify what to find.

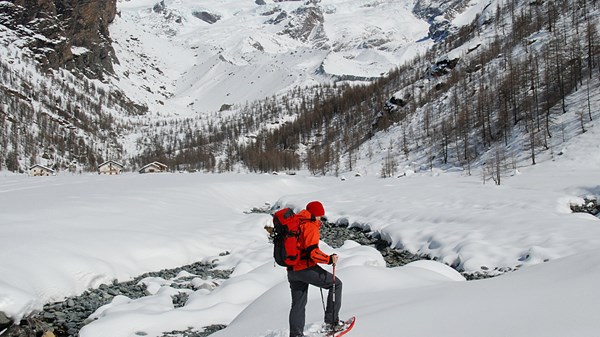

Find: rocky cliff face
0;0;117;79
413;0;468;41
413;0;466;21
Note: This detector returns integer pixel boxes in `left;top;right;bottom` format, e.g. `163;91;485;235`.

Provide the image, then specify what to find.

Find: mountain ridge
0;0;598;179
110;0;435;116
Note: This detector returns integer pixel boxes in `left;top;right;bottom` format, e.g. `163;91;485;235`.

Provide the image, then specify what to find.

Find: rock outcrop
0;0;117;79
280;4;328;48
413;0;468;41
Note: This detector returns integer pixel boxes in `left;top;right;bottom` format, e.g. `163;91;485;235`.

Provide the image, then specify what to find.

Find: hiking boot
323;320;345;333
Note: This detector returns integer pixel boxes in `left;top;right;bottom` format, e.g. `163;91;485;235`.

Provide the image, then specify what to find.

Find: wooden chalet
139;161;168;174
29;164;55;176
97;160;125;175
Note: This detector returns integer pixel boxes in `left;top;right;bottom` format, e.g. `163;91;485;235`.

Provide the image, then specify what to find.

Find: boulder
0;316;53;337
0;311;12;331
192;10;221;24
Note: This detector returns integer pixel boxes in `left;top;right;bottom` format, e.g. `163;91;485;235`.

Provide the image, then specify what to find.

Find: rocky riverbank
319;219;507;280
1;211;499;337
570;198;600;216
1;262;231;337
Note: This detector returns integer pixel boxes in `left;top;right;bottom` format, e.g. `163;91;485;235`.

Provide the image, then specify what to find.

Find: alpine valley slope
109;0;433;117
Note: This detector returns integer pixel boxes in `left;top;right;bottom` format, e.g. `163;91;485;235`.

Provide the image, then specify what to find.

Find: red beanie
306;201;325;217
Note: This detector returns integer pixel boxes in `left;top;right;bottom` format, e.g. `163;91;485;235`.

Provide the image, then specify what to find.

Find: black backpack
272;208;302;267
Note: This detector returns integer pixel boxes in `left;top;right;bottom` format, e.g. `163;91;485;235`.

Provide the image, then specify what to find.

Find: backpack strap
297;217;317;262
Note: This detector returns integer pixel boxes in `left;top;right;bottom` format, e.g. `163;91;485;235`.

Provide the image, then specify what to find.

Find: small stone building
139;161;168;174
29;164;55;176
97;160;124;175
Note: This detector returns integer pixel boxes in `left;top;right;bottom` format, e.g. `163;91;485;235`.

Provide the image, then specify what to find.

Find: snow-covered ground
2;3;600;335
1;114;599;336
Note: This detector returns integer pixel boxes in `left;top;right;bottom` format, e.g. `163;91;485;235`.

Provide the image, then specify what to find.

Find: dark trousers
287;265;342;337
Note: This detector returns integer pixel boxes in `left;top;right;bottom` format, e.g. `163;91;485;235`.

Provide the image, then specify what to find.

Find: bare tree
380;148;398;178
483;145;508;185
586;19;599;77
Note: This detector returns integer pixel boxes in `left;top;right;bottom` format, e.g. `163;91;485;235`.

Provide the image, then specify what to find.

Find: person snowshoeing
288;201;342;337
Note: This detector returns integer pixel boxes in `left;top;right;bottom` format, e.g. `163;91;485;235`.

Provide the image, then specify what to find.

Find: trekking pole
332;260;337;320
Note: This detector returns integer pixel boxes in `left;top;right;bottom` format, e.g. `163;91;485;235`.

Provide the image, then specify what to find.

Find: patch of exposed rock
0;0;117;79
192;10;221;24
280;4;328;48
570;198;600;217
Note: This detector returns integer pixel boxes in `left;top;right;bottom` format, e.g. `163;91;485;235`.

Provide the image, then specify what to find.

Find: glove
329;254;338;265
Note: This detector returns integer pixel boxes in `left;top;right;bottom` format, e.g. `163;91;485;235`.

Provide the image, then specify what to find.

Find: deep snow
1;0;600;336
1;121;600;336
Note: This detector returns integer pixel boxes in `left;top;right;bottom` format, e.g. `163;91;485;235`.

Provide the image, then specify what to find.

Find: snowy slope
109;0;432;116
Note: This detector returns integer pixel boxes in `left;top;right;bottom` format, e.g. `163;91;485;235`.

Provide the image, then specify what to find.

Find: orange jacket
290;209;331;271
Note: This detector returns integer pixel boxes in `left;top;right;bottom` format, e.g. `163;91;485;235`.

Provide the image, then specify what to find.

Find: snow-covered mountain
109;0;434;116
1;0;599;178
0;0;457;172
2;3;600;334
